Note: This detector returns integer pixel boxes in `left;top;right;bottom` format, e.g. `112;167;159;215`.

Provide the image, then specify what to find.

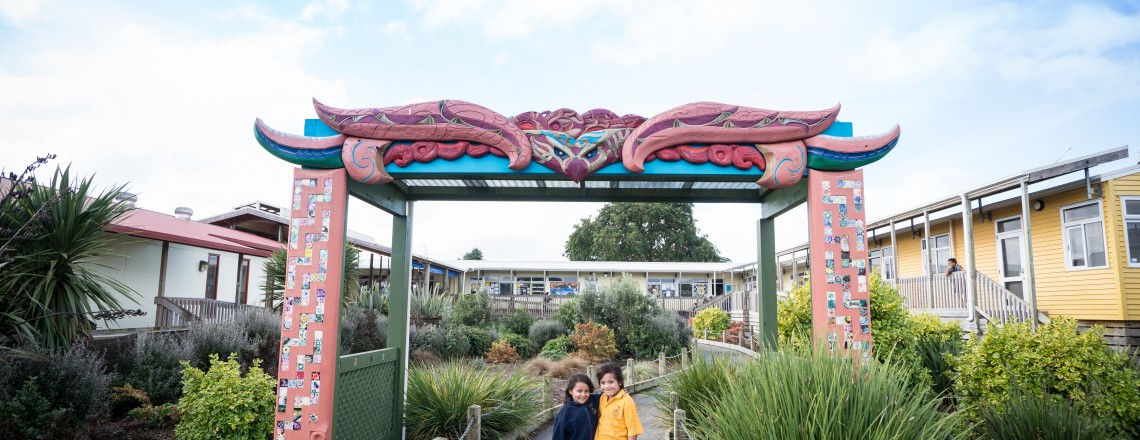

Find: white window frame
922;233;952;275
1061;200;1108;271
1120;196;1140;268
868;247;895;280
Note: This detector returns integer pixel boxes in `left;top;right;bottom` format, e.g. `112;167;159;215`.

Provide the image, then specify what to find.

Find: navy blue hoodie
552;393;599;440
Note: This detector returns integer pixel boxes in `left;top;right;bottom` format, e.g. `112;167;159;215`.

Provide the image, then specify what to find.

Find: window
236;258;250;304
868;247;895;280
205;254;220;299
922;234;951;275
1123;197;1140;267
1062;201;1107;269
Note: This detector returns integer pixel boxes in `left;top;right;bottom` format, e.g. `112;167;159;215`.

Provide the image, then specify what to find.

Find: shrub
554;277;673;358
457;325;493;357
911;313;964;400
524;356;589;379
977;389;1112;440
485;340;520;364
0;378;71;439
407;362;540;439
125;333;192;406
175;354;274;440
451;290;492;328
626;309;690;358
0;343;115;428
540;336;573;360
499;333;535;358
692;308;730;339
503;310;536;337
233;308;281;374
128;402;180;429
571;322;617;363
952;317;1140;437
680;346;962;439
528;319;565;351
186;319;257;372
110;383;150;420
341;306;387;354
410;325;471;359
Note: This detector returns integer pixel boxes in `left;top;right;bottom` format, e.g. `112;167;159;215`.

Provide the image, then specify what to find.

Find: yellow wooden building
778;146;1139;345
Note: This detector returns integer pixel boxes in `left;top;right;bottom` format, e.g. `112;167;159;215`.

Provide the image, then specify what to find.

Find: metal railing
153;296;265;327
890;272;969;310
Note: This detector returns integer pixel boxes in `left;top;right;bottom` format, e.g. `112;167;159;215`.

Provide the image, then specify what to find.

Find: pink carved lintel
341;137;393;185
756;141;806;189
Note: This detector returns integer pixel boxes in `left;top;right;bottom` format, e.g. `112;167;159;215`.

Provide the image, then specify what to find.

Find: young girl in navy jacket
551;374;599;440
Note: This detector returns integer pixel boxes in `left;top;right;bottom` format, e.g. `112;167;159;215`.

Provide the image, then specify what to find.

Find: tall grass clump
977;389;1113;440
679;346;963;440
406;362;540;439
654;355;735;423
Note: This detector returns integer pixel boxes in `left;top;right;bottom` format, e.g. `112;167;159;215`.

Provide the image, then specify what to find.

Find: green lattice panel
333;348;399;439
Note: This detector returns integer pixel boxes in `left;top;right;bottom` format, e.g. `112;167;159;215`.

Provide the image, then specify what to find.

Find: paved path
530;343;754;439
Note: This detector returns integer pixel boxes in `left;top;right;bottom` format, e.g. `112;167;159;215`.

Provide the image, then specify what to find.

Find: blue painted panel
821;121;852;137
412;261;425;270
305;119;339;137
447;271;459;277
429;266;445;275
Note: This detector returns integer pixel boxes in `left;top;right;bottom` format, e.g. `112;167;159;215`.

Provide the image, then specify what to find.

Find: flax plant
679;345;965;440
406;361;540;439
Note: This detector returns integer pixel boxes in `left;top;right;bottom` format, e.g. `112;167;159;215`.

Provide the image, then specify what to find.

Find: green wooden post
387;202;414;438
756;217;778;350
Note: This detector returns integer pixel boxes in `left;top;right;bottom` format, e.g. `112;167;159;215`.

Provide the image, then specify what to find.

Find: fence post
626;358;635;385
703;328;708;340
658;352;666;376
543;375;553;411
721;331;726;343
467;404;481;440
671;391;679;412
673;409;688;440
681;347;689;370
587;365;596;386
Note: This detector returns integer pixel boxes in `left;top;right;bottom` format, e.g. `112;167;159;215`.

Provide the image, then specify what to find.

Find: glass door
995;216;1025;298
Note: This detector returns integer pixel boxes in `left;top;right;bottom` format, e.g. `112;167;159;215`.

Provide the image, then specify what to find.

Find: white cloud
301;0;351;20
413;0;610;39
383;20;412;42
0;0;43;24
491;49;510;67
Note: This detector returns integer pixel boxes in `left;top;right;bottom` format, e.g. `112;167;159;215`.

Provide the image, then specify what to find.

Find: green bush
627;309;690;358
679;346;963;439
553;277;673;358
340;306;387;354
539;336;573;360
528;319;565;351
502;310;536;337
952;317;1140;437
175;354;274;440
407;362;540;439
410;325;472;359
911;313;964;400
977;388;1112;440
451;290;492;328
125;333;192;406
499;333;535;359
654;355;735;424
186;319;257;372
0;378;70;439
692;308;730;339
0;343;115;429
459;325;493;357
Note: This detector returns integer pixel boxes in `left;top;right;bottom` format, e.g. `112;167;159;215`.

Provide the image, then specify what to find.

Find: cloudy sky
2;0;1139;263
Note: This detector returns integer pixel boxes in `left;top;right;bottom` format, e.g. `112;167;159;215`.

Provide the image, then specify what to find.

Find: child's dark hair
564;374;594;404
596;362;624;389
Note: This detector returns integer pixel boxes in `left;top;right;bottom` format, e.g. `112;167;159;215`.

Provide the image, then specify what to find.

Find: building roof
109;209;283;257
443;260;742;273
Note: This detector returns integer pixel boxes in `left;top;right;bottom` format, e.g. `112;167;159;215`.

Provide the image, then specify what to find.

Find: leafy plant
410;325;471;359
626;309;690;358
485;340;520;364
539;335;573;360
123;333;192;406
406;362;540;439
356;282;388;314
978;388;1113;440
451;290;492;328
680;346;963;440
0;343;116;427
554;277;686;358
502;310;536;337
175;354;274;440
340;306;387;354
0;165;138;348
412;284;451;319
0;378;70;439
455;325;493;357
571;321;617;363
528;319;565;351
951;317;1140;437
692;308;730;339
498;333;535;359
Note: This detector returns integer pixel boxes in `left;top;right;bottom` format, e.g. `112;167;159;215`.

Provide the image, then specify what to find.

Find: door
995;216;1025;298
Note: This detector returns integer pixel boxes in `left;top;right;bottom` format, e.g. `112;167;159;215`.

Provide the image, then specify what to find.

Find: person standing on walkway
945;257;963;277
552;374;599;440
595;362;644;440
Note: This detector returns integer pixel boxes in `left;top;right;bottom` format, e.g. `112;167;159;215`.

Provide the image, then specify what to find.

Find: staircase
890;272;1047;333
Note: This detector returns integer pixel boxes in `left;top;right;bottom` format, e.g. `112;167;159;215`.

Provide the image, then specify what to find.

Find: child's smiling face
569;381;591;404
599;373;620;397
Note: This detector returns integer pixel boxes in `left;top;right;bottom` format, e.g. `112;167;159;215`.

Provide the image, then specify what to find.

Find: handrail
154;296;264;327
974;273;1047;325
890;272;968;310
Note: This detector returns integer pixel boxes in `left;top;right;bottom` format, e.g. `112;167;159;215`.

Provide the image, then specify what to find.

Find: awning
412;261;425;270
429;266;445;275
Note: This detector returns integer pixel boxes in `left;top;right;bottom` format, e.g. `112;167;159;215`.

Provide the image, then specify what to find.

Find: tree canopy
461;248;484;260
563;203;728;262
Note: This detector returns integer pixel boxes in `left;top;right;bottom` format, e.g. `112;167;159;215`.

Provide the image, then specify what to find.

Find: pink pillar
807;170;873;360
274;168;349;440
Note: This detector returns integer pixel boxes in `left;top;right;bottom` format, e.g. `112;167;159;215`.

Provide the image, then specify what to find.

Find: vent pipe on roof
174;207;194;220
115;192;138;209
